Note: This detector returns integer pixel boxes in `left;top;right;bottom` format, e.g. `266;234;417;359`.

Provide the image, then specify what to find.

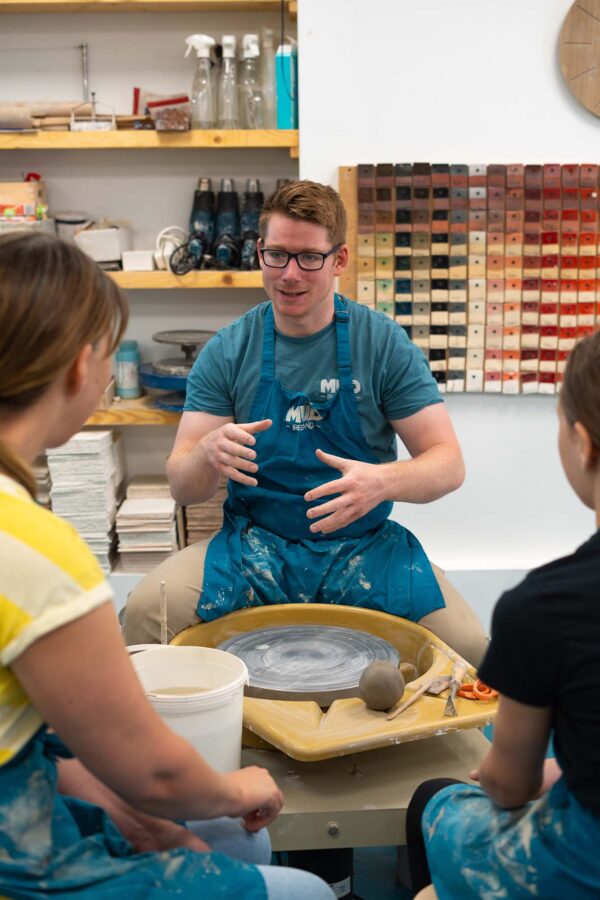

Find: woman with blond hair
0;232;333;899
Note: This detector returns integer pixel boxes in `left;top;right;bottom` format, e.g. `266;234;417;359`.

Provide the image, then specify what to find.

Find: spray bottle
240;178;264;270
185;34;217;129
213;177;240;269
260;28;277;128
239;34;264;129
170;177;216;274
217;35;238;129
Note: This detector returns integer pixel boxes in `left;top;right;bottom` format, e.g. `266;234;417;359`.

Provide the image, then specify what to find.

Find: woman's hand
57;757;209;853
224;766;284;831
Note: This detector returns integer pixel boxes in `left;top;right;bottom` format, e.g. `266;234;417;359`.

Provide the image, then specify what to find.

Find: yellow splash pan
172;604;497;762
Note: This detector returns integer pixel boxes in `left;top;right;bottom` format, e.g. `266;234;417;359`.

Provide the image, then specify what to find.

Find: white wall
298;0;597;579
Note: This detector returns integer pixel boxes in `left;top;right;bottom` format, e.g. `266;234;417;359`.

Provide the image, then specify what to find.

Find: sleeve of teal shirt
381;322;442;420
183;333;233;415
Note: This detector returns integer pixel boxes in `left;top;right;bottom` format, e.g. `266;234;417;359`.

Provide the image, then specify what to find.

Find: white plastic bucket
129;645;248;772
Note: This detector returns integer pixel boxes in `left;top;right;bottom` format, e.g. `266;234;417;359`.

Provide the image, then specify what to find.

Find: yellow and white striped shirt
0;474;113;766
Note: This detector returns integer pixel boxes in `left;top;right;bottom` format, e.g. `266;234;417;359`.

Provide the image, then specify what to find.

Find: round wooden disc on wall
559;1;600;117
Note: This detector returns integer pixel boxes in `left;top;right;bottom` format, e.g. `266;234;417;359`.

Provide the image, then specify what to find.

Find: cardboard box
74;224;132;262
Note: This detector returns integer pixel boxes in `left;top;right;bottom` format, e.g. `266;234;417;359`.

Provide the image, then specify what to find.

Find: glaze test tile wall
355;162;599;395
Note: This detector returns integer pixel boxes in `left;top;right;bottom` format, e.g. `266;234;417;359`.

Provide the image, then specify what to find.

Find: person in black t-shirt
405;331;600;899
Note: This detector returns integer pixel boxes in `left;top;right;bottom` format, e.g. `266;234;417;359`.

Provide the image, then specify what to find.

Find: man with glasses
123;180;486;667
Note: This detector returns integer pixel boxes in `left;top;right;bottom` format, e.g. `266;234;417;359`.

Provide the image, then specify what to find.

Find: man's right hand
224;766;284;831
202;419;272;486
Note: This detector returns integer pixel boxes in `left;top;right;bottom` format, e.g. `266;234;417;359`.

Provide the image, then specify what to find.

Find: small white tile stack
184;480;226;545
116;476;179;573
32;455;51;509
47;431;125;573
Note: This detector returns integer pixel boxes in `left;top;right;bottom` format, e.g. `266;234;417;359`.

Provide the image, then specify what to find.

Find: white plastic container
129;645;248;772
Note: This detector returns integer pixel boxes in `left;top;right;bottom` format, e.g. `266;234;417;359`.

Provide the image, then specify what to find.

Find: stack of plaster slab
47;431;124;573
33;455;51;509
184;480;227;545
116;489;178;573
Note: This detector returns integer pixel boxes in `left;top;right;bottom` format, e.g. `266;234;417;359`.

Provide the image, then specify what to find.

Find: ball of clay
358;661;405;711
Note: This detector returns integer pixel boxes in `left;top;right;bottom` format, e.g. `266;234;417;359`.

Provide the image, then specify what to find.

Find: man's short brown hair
259;180;347;246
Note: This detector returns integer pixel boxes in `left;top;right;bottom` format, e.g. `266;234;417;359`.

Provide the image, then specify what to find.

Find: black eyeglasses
260;244;341;271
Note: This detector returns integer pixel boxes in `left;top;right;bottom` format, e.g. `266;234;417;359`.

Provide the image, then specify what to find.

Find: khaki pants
122;539;488;667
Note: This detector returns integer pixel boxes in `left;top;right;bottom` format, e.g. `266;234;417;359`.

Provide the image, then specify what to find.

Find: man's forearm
383;441;464;504
167;440;221;506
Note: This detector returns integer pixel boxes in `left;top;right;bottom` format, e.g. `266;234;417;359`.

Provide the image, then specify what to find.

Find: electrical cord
154;226;188;272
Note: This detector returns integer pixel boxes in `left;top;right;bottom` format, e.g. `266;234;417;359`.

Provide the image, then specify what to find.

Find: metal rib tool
444;660;468;717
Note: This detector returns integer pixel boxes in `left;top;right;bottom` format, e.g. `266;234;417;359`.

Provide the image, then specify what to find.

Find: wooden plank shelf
0;0;296;12
110;270;263;289
87;396;181;426
0;129;298;154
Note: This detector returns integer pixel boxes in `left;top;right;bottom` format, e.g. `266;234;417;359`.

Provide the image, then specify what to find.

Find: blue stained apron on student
0;727;266;899
199;296;445;622
423;778;600;899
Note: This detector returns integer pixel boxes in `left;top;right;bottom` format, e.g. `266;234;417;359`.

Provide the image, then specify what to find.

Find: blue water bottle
116;340;141;399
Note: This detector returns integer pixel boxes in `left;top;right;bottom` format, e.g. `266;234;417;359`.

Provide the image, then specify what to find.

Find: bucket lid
54;210;89;223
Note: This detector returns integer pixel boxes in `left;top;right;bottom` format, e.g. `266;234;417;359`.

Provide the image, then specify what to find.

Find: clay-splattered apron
0;728;266;899
199;296;444;622
423;778;600;899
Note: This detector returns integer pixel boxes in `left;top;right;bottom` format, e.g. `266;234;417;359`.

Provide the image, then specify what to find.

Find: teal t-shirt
184;296;442;463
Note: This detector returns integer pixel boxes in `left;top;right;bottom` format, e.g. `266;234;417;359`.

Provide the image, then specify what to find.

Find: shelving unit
3;0;299;578
0;0;297;13
87;396;180;426
110;269;263;289
0;130;299;158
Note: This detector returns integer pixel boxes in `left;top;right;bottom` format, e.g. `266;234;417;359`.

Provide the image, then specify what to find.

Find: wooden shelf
87;396;181;426
0;0;296;12
110;269;263;289
0;129;299;156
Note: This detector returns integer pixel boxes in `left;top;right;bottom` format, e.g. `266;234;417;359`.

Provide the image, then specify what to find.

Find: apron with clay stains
423;778;600;900
199;296;444;622
0;727;266;899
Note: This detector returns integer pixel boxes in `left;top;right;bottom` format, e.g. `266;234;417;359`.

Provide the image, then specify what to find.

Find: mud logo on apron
285;403;324;431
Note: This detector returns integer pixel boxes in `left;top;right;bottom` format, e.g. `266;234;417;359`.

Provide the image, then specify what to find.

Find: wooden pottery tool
444;660;468;717
386;674;451;721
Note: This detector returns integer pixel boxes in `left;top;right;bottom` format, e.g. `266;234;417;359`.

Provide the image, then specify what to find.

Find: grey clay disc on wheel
218;625;400;706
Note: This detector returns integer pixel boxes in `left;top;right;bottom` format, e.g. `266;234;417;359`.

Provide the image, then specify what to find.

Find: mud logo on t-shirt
285;404;324;431
320;378;361;397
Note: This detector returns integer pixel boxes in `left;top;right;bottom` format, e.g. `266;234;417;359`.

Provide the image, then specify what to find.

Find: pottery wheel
218;625;400;706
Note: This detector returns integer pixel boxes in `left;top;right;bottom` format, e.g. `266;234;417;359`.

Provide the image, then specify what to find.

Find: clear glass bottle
239;34;264;129
260;28;277;128
185;34;217;129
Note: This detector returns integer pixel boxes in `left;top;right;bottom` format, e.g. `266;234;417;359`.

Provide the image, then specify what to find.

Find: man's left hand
304;449;387;534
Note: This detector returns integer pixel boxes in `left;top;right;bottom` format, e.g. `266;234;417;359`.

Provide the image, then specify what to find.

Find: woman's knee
257;865;335;900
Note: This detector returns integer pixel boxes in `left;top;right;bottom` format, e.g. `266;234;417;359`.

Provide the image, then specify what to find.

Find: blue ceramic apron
199;296;444;622
423;778;600;899
0;727;266;899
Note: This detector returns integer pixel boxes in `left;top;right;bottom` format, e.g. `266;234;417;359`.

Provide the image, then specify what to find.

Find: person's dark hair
259;179;347;246
0;232;128;495
561;330;600;450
